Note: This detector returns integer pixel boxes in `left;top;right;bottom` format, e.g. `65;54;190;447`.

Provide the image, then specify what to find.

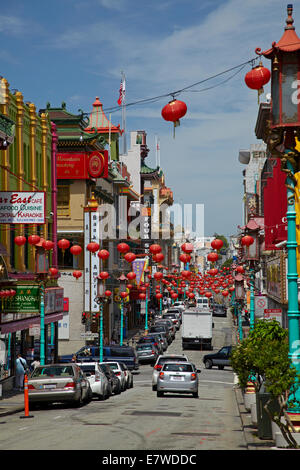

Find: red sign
57;151;108;179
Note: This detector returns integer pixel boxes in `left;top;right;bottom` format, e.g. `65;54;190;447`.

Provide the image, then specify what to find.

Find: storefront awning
0;312;63;334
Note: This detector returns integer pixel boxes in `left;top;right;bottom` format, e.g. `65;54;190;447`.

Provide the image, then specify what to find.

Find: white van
196;296;209;309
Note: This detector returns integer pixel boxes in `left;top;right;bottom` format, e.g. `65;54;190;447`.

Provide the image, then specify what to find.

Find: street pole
249;268;255;330
99;302;103;362
40;283;45;365
120;299;124;346
145;291;148;335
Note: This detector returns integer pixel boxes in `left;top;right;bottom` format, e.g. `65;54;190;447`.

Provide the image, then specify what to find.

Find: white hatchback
105;361;127;391
152;354;189;391
77;362;111;400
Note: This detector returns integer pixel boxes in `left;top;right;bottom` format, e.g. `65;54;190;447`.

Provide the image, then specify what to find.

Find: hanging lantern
14;236;26;246
179;253;191;264
42;240;54;251
121;291;128;299
155;293;163;300
124;252;136;263
222;290;229;297
139;292;146;300
117;242;130;254
205;291;212;298
154;272;163;281
127;271;136;281
236;265;245;274
161;99;187;138
99;271;109;280
149;244;162;255
49;267;58;277
211;239;223;251
28;235;40;246
127;283;133;290
98;249;110;260
58;239;70;251
73;270;82;280
181;242;193;254
87;242;100;253
207;252;218;262
241;235;254;247
70;245;82;256
244;62;270;103
153;253;164;263
105;290;112;297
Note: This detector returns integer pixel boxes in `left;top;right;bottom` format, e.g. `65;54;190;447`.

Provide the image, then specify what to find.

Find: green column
286;158;300;413
120;300;124;346
249;269;255;330
40;284;45;365
145;293;148;334
99;303;103;362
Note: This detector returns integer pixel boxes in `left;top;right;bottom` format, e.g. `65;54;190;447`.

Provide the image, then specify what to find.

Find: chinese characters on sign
84;210;100;313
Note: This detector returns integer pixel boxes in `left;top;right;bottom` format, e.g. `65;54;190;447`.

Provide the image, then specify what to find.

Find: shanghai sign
0;191;45;224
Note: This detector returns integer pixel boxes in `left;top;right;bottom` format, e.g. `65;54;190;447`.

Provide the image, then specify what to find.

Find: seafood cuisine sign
0;191;45;224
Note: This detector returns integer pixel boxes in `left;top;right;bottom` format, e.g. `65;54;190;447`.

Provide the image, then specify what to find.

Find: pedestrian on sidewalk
31;356;40;371
15;354;28;391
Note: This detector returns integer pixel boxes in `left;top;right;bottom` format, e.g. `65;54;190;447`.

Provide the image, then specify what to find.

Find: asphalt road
0;313;247;451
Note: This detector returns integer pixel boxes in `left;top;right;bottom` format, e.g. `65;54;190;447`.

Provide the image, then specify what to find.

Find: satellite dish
266;93;271;103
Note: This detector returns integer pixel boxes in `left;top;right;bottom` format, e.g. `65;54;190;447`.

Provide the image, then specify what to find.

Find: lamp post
96;272;111;362
118;273;128;346
255;4;300;427
35;241;49;366
234;272;245;341
144;269;150;334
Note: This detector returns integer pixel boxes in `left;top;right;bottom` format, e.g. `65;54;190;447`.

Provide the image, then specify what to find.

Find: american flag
117;77;126;106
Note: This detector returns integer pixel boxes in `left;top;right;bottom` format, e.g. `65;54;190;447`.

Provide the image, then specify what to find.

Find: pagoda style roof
140;162;161;178
85;97;123;135
256;5;300;58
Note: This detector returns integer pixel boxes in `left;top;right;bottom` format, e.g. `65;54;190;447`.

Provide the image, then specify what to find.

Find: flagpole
121;71;126;155
109;113;112;162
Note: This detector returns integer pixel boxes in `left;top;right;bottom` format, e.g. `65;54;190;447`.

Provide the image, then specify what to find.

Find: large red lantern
105;290;112;297
139;293;146;300
155;293;163;300
117;242;130;254
211;239;223;251
28;235;40;246
42;240;54;251
179;253;191;264
153;253;164;263
207;252;218;262
49;267;58;277
161;99;187;137
124;252;136;263
241;235;254;247
127;271;136;281
99;271;109;280
154;272;163;281
14;236;26;246
181;242;193;254
87;242;100;253
70;245;82;256
98;249;110;260
149;244;162;255
73;270;82;280
236;265;245;274
245;62;270;90
58;239;70;253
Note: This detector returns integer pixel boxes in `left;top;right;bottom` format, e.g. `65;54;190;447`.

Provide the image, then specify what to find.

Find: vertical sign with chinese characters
84;210;100;313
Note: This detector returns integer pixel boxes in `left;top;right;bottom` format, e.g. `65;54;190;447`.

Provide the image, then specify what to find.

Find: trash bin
256;386;280;440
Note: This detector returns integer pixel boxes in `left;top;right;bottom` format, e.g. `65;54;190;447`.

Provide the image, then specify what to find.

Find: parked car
137;335;163;354
166;307;183;322
156;361;200;398
77;362;111;400
212;304;227;317
99;362;121;394
28;363;92;408
203;346;232;370
59;345;139;371
136;343;159;365
156;319;176;339
152;354;189;391
119;362;133;389
162;312;180;330
150;325;172;345
105;362;127;391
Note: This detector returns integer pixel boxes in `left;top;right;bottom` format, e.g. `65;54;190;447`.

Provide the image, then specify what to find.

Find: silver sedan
156;362;201;398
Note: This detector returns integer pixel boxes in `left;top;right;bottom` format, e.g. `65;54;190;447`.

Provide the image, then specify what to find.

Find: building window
57;185;70;217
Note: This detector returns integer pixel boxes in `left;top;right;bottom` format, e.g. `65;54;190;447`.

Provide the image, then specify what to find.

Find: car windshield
137;344;153;350
31;366;74;377
163;363;193;372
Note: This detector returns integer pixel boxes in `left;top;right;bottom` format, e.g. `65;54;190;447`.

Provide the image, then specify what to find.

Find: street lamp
118;273;128;346
234;272;245;341
96;272;111;362
255;3;300;428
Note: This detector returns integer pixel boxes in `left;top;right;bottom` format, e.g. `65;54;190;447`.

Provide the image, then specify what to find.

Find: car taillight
151;350;155;354
95;373;101;382
191;373;197;381
154;342;158;346
154;365;162;370
28;384;35;390
64;382;76;389
115;371;121;376
159;372;164;379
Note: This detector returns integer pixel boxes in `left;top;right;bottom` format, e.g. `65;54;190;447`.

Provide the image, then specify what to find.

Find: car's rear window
158;357;187;364
107;363;119;370
137;344;153;350
32;366;74;377
79;365;96;375
163;363;193;372
110;348;134;357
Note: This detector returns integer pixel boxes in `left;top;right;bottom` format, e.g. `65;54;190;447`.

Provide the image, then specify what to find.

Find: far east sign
0;191;45;224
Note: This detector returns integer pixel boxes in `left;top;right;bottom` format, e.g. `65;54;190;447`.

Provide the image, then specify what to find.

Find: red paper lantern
124;252;136;263
205;291;212;298
14;236;26;246
127;271;136;281
87;242;100;253
98;249;110;260
207;252;218;262
179;253;191;263
236;265;245;273
28;235;40;246
121;291;128;299
153;253;164;263
70;245;82;256
117;242;130;254
211;239;223;251
58;239;70;251
149;244;162;255
139;293;146;300
127;283;133;290
73;270;82;280
162;99;187;136
105;290;112;297
222;290;229;297
99;271;109;280
154;272;163;281
42;240;54;250
241;235;254;247
181;242;193;254
49;267;58;277
245;63;270;90
155;293;163;300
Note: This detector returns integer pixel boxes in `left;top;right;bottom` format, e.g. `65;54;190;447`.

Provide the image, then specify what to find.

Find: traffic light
81;312;87;324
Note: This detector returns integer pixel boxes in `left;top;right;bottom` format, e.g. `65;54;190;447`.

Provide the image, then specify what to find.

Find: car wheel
74;392;83;407
115;384;121;395
218;365;224;370
130;378;133;388
152;385;157;391
157;391;164;397
193;391;199;398
204;359;213;369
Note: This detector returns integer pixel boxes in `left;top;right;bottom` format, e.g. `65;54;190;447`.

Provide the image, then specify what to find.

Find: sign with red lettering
88;151;108;178
0;191;45;224
57;151;108;179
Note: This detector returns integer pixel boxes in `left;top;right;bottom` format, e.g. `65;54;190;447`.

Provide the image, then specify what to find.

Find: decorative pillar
15;91;25;271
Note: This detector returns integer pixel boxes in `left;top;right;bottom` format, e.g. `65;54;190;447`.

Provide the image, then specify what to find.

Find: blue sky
0;0;293;237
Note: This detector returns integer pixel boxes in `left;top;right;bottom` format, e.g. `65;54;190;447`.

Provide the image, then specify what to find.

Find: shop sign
254;295;268;318
0;191;45;224
132;259;146;287
84;210;100;313
264;308;282;325
57;151;108;180
5;285;40;314
45;287;64;314
266;255;286;303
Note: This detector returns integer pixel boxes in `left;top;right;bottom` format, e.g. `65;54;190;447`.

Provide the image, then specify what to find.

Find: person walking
15;354;28;391
31;356;40;371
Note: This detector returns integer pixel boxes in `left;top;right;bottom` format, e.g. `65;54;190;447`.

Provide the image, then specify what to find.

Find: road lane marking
200;380;234;385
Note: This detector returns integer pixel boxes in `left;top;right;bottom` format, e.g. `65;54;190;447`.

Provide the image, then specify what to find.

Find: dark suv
59;345;139;370
203;346;232;370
